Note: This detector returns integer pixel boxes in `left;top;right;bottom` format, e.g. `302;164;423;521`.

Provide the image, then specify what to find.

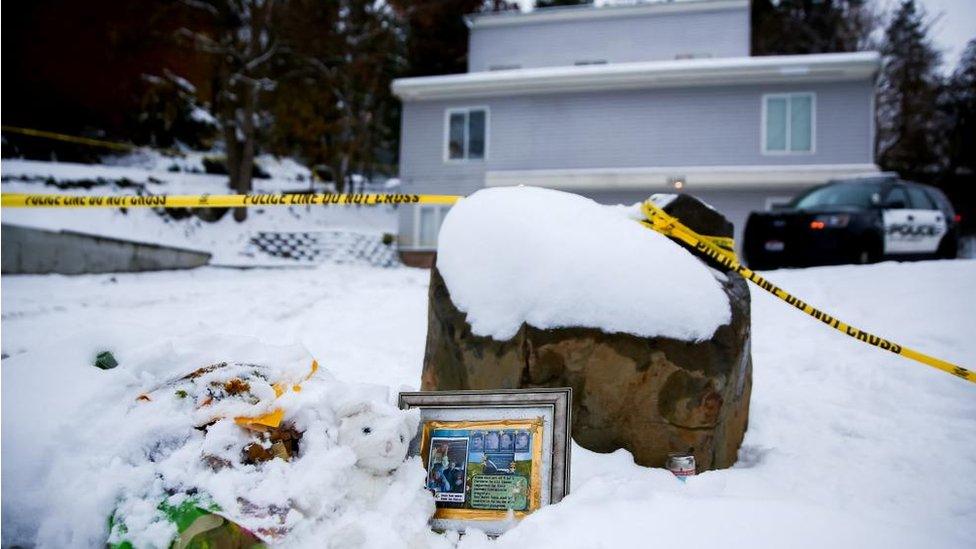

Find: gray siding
398;101;488;196
468;7;749;72
398;79;876;194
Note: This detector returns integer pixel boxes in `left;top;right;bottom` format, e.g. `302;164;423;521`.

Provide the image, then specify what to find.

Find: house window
763;93;815;154
416;205;450;248
446;108;488;161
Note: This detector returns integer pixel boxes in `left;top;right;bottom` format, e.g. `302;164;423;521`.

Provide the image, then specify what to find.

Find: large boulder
421;188;751;471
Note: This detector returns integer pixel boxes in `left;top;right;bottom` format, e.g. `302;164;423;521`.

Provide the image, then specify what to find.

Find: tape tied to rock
0;192;736;259
639;199;975;386
5;188;968;385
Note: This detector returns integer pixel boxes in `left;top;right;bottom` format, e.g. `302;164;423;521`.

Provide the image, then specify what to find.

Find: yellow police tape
0;192;735;252
2;125;154;153
0;192;461;208
639;199;975;385
0;190;968;384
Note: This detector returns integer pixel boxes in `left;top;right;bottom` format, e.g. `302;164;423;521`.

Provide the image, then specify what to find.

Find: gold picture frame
399;388;572;536
419;418;544;521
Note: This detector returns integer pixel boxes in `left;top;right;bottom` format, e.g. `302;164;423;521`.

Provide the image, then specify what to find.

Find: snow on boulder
425;187;752;471
437;187;730;341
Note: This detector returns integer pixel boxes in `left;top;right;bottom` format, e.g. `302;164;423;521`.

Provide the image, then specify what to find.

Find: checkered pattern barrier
243;230;399;267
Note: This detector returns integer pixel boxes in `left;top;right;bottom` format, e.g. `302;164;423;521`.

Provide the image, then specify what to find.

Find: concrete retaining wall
1;224;211;275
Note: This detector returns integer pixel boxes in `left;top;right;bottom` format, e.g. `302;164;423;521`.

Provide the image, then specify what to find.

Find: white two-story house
391;0;880;265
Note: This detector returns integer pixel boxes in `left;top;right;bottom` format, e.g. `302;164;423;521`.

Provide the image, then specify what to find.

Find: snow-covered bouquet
34;340;441;548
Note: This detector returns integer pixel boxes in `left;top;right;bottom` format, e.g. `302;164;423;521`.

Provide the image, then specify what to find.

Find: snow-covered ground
2;258;974;548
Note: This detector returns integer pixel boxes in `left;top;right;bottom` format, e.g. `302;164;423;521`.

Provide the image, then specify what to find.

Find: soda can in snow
666;452;696;481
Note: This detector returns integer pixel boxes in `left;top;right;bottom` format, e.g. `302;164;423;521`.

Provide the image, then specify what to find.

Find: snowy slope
2;260;975;547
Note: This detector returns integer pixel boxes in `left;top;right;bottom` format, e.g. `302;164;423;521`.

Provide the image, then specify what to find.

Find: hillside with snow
1;157;400;267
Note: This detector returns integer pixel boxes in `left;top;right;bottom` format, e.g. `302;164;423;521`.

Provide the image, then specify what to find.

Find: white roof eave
392;52;881;101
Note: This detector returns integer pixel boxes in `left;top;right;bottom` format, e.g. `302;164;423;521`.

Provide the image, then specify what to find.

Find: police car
743;175;960;270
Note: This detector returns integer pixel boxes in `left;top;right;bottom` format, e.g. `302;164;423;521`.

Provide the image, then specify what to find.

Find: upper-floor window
763;93;815;154
446;107;488;161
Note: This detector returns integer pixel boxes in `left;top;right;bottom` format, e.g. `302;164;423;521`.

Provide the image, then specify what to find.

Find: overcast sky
514;0;976;72
903;0;975;71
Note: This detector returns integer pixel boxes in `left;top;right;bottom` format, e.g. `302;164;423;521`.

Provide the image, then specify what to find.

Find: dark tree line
2;0;516;209
754;0;975;226
874;0;976;180
944;40;976;177
2;0;218;158
876;0;943;174
752;0;876;55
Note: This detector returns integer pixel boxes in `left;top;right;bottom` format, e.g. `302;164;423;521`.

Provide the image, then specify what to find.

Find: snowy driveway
3;260;975;547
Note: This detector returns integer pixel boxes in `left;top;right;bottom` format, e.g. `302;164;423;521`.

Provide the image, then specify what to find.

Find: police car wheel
856;237;883;265
937;234;958;260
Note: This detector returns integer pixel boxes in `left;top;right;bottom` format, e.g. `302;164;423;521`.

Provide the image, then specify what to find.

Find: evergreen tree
389;1;486;77
390;0;518;78
942;39;976;174
876;0;944;174
268;0;405;191
752;0;876;56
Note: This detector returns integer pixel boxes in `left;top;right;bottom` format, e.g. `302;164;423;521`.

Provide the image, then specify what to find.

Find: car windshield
791;182;882;210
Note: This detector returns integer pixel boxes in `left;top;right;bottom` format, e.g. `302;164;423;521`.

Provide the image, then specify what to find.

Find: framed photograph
398;388;572;536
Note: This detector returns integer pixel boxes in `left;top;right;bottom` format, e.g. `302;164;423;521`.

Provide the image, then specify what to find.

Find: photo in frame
398;388;572;536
